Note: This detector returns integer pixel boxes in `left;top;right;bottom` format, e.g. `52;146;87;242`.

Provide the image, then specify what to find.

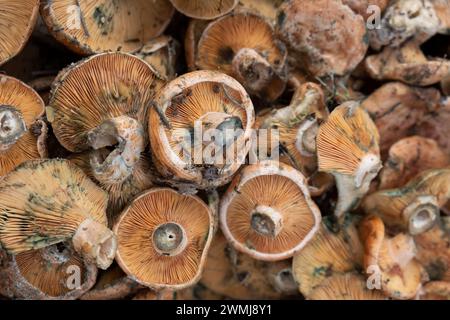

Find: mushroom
113;188;214;290
363;168;450;235
149;70;254;191
308;273;387;300
276;0;368;77
0;159;116;270
0;75;47;177
433;0;450;34
185;19;211;71
220;160;322;261
47;52;163;199
378;136;449;190
365;41;450;86
418;281;450;300
361;82;441;157
292;214;364;298
238;0;285;23
195;11;288;101
133;36;180;81
0;0;39;66
0;242;97;300
169;0;238;20
360;215;427;299
40;0;175;55
317;101;382;218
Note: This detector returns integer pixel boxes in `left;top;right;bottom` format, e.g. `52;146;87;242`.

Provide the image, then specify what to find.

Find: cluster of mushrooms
0;0;450;301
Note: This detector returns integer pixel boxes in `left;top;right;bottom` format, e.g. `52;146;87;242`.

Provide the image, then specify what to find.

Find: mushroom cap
419;281;450;300
292;214;364;297
48;52;164;153
308;273;387;300
40;0;174;55
277;0;368;77
378;136;449;190
0;0;39;66
0;243;97;299
220;160;322;261
0;159;109;254
169;0;238;20
113;188;214;290
0;75;45;176
195;11;287;101
149;70;255;190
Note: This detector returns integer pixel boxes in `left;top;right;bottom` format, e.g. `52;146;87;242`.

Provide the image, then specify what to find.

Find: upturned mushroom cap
364;168;450;235
149;70;254;190
365;41;450;86
378;136;449;190
195;11;287;101
369;0;440;50
276;0;368;77
40;0;174;55
317;101;382;217
0;75;46;177
361;82;441;157
113;188;214;290
292;214;364;298
0;0;39;66
418;281;450;300
308;273;387;300
0;243;97;300
48;52;164;185
360;216;426;300
0;159;116;270
169;0;238;20
220;161;322;261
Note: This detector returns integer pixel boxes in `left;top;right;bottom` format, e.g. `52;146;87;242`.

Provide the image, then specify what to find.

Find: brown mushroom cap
0;243;97;300
317;101;382;217
40;0;174;55
419;281;450;300
220;161;322;261
277;0;368;77
149;70;254;190
196;11;287;101
308;273;386;300
113;188;214;290
0;75;45;176
0;159;116;270
169;0;238;20
292;214;364;297
0;0;39;66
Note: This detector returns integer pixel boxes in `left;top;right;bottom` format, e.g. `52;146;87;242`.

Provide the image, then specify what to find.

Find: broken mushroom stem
72;218;117;270
87;116;145;184
0;105;27;152
403;195;439;235
152;222;188;257
250;205;283;238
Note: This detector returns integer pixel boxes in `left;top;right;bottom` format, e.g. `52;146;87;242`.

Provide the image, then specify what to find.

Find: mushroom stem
403;195;439;235
87;116;145;184
250;205;283;237
295;117;319;156
0;105;27;152
72;218;117;270
152;222;188;256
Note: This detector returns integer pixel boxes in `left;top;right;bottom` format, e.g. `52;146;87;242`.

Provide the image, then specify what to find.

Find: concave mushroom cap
363;168;450;235
185;19;210;71
342;0;389;20
292;214;364;298
317;101;382;217
308;273;387;300
418;281;450;300
378;136;449;190
195;11;288;101
40;0;174;55
0;159;116;270
0;75;46;177
368;0;440;50
0;242;97;300
276;0;368;77
361;82;441;157
365;41;450;86
220;160;322;261
238;0;285;23
169;0;238;20
149;70;255;190
360;215;426;300
113;188;214;290
0;0;39;66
